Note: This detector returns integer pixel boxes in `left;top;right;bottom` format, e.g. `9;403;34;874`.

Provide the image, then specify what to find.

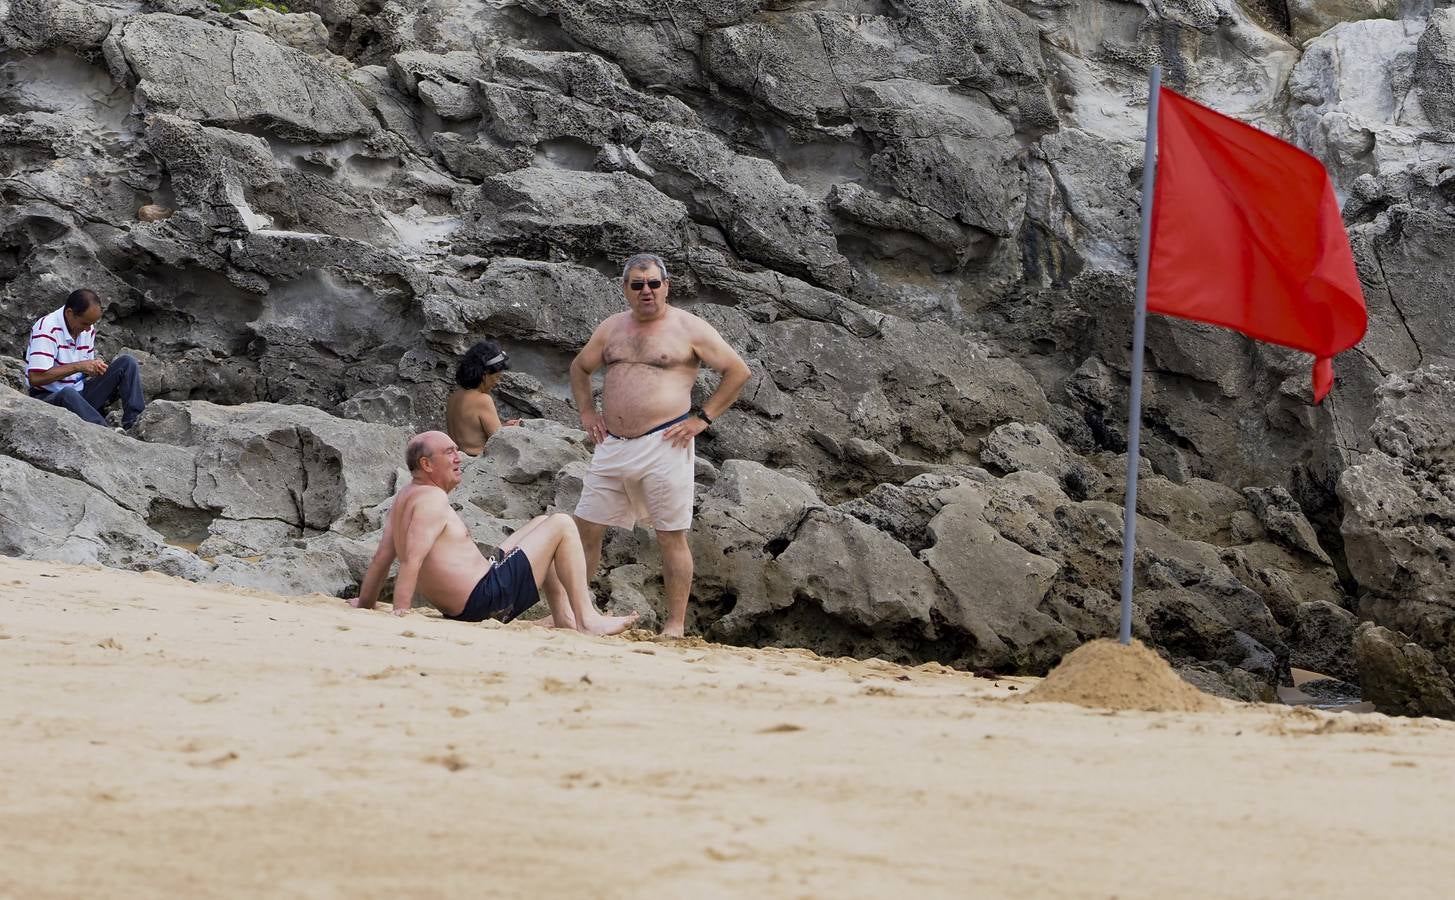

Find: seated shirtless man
446;340;521;456
346;430;637;635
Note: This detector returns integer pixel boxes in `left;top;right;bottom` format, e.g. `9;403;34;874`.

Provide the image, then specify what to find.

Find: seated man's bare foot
581;612;639;636
659;623;686;639
523;615;564;628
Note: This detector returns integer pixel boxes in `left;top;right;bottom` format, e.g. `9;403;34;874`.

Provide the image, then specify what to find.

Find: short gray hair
405;434;431;472
621;253;669;283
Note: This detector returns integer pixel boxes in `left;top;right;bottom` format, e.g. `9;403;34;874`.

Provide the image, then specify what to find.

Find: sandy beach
2;555;1452;899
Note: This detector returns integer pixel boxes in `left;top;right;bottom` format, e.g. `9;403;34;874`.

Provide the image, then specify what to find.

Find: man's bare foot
580;612;639;636
522;615;563;628
659;622;686;639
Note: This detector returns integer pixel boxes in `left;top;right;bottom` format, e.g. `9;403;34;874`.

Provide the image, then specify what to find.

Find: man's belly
602;365;696;437
416;550;492;617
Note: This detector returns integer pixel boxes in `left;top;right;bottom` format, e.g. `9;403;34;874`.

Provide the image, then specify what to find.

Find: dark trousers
31;354;146;428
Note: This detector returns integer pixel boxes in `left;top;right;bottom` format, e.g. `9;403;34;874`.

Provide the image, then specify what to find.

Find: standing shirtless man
347;430;637;635
570;253;751;637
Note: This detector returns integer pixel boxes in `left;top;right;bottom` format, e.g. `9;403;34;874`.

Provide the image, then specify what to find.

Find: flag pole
1118;65;1162;645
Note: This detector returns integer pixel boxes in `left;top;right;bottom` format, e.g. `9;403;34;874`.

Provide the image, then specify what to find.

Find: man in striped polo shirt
23;289;146;431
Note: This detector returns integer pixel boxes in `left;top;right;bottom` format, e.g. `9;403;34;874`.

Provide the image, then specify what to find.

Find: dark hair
65;289;100;316
455;340;509;389
405;434;431;472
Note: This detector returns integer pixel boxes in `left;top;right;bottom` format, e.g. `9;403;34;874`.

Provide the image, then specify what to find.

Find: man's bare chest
603;327;696;370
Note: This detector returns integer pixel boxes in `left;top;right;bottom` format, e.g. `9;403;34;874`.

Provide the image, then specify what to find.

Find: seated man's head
456;340;509;392
64;289;102;332
405;431;463;491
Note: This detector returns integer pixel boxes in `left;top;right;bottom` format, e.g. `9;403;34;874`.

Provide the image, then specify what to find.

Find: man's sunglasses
629;279;664;291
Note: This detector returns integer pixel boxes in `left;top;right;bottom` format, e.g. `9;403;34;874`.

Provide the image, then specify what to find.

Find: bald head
406;431;449;472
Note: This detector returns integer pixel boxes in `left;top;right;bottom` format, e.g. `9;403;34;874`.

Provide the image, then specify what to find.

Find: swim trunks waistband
606;410;692;441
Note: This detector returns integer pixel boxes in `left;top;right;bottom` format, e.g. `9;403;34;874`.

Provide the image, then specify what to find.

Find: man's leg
514;513;636;635
81;354;145;428
574;516;609;581
655;529;693;638
498;516;574;628
41;387;107;425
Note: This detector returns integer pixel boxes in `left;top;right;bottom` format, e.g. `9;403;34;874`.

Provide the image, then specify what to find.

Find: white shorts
575;432;695;532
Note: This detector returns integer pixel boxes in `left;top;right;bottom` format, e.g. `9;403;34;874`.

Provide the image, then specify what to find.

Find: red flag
1146;87;1367;403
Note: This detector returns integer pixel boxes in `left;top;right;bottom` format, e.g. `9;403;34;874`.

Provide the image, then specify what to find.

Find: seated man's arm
348;516;398;609
26;340;105;387
388;492;450;616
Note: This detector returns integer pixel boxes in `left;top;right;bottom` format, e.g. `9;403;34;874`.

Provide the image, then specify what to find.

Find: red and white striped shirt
24;306;95;394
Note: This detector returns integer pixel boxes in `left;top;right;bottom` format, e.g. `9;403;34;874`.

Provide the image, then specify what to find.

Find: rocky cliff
3;0;1453;713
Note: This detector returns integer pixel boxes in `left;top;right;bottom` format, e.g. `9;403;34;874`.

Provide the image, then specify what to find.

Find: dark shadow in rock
145;501;216;554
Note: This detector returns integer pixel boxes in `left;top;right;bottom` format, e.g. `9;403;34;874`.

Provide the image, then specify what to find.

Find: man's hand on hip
662;416;707;449
580;410;607;445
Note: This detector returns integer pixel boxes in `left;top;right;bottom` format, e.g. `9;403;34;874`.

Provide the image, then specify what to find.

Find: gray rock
638;123;852;291
763;507;943;644
1354;623;1455;719
981;422;1102;499
1287;0;1399;46
526;0;764;89
233;7;347;70
1339;367;1455;671
920;481;1076;672
420;258;621;351
430;133;534;181
828;183;990;272
104;14;378;141
1242;486;1333;566
1177;662;1274;703
449;421;592;521
0;454;208;579
1416;10;1455;132
0;0;126;53
455;168;691;264
138;399;409;534
1289;600;1360;683
388;50;486;120
0;386;198;518
852;79;1025;239
206;532;375;598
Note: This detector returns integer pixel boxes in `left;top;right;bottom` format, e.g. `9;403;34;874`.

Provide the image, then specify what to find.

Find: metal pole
1119;65;1162;646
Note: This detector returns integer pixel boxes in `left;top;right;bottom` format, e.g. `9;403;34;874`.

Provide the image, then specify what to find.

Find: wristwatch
691;406;713;426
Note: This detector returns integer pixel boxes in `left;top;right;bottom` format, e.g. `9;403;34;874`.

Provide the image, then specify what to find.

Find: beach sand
2;555;1452;899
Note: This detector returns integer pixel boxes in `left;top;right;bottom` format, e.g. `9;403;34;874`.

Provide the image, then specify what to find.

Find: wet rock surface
1;0;1453;714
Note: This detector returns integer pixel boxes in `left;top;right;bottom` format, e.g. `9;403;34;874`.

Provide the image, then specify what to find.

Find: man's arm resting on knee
388;493;450;616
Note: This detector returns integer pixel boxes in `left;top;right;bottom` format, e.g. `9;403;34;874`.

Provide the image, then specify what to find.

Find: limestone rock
1416;10;1455;131
0;454;208;580
638;124;852;291
1287;0;1399;45
1289;600;1360;683
104;14;378;142
455;168;691;264
388;50;486;120
0;387;198;518
920;481;1077;672
1339;367;1455;671
1354;623;1455;719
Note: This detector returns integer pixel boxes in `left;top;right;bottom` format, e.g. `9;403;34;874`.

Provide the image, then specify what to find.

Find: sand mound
1026;638;1223;712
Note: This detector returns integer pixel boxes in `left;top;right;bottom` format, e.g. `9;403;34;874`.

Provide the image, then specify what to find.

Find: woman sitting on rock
446;340;521;456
